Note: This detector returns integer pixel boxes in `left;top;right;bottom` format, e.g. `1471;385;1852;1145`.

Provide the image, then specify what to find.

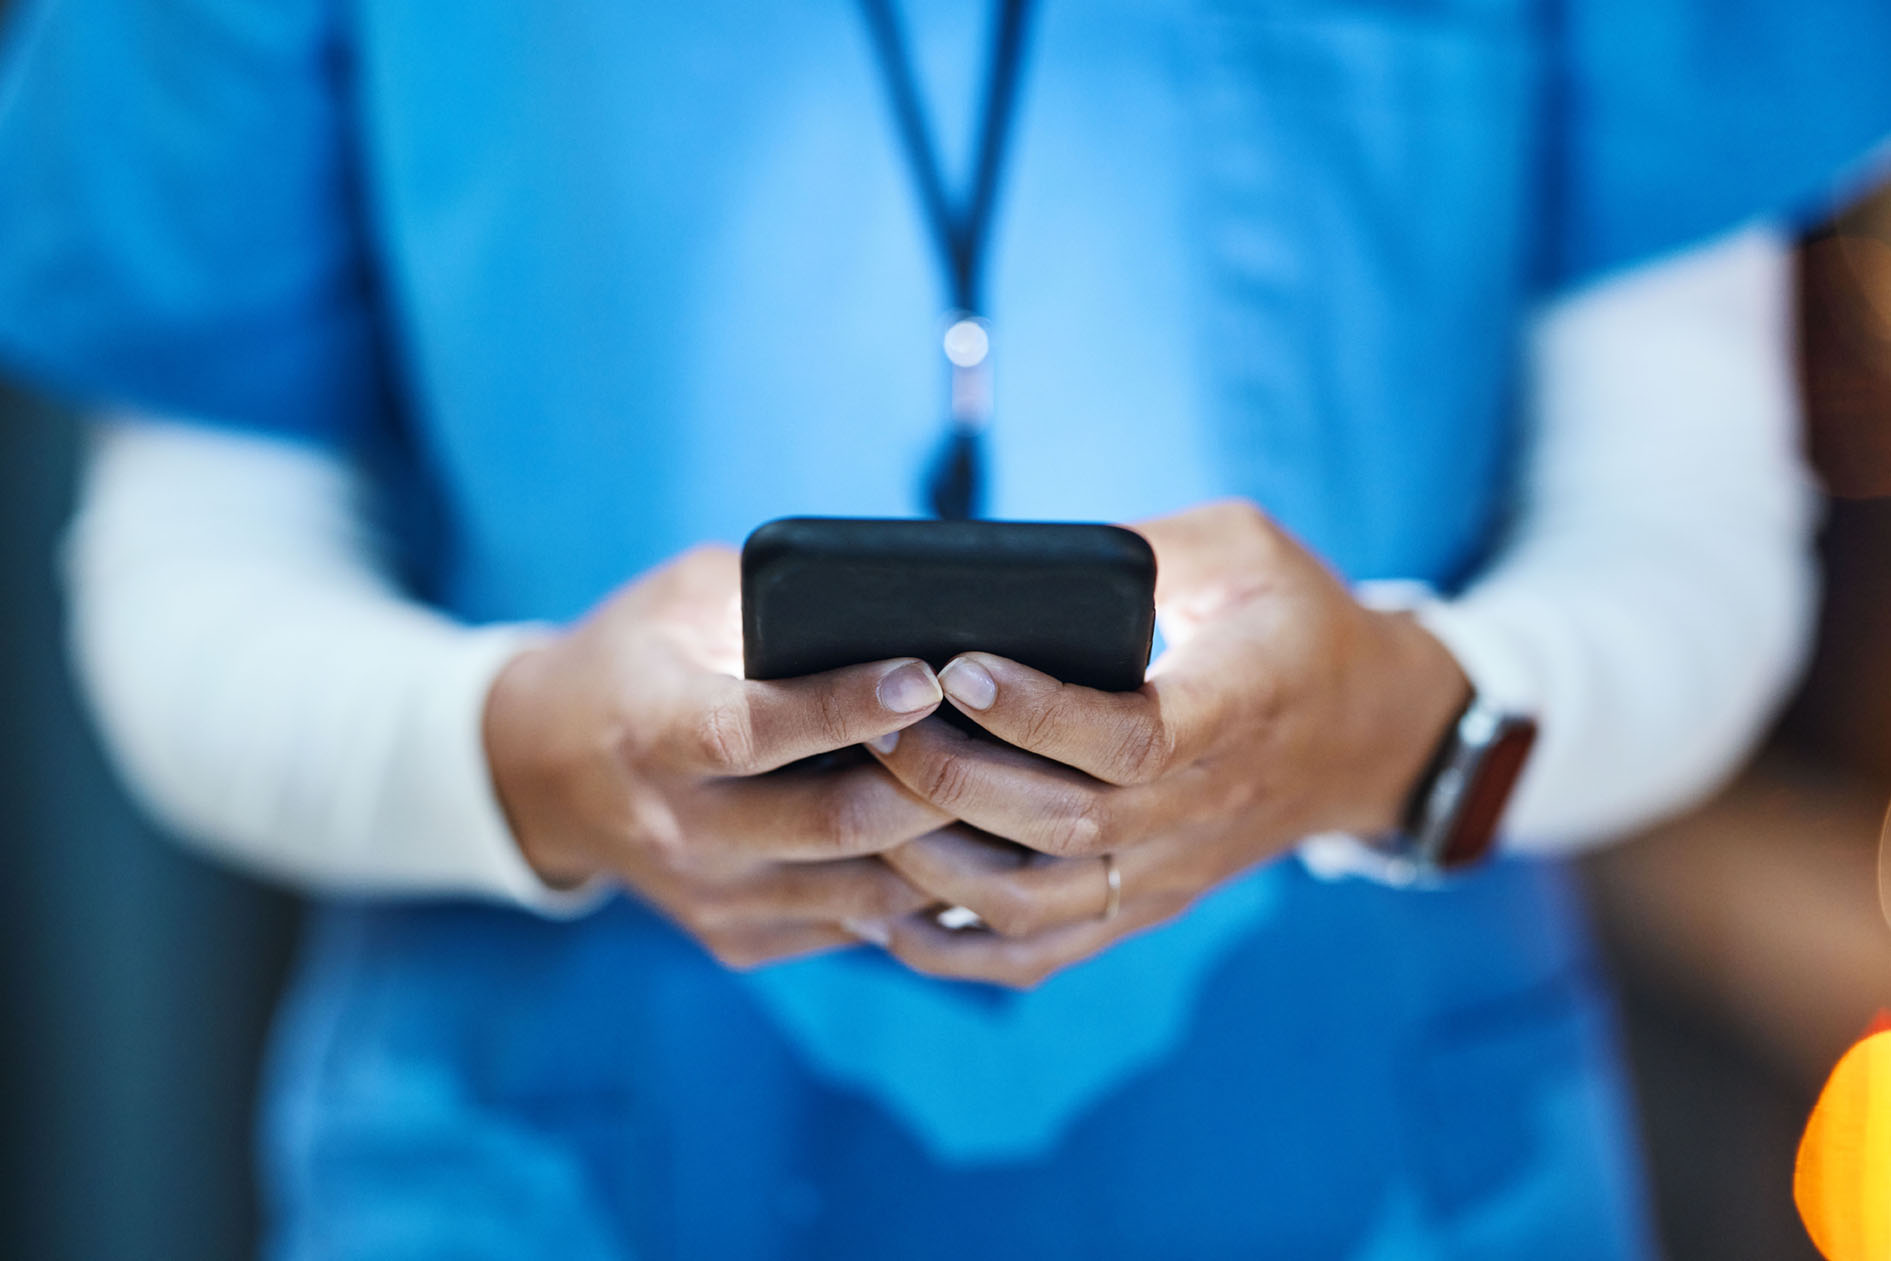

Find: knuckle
693;700;757;774
1040;799;1108;858
980;881;1041;939
814;684;855;749
630;830;682;879
631;821;697;881
1216;769;1261;818
686;890;743;934
886;943;950;982
710;944;764;972
668;844;737;885
1215;497;1270;538
868;873;927;919
1000;961;1051;991
1112;717;1175;784
1151;891;1194;922
672;543;739;586
817;784;880;853
672;896;714;937
915;751;978;811
624;790;686;856
1016;699;1065;753
1251;670;1287;723
702;932;766;971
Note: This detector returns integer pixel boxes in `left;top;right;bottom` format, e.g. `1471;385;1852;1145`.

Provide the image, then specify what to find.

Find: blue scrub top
3;1;1888;1257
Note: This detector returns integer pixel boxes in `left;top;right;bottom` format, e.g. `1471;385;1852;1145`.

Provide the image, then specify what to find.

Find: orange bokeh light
1796;1018;1891;1261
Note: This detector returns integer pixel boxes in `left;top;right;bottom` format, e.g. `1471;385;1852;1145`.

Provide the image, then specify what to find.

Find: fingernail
877;661;942;714
866;730;899;755
842;917;891;947
939;658;997;711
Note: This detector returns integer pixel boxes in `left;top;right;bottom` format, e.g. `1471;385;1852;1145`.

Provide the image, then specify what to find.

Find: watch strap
1395;696;1538;874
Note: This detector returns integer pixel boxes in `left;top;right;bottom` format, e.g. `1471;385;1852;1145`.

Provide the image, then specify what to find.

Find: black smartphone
741;517;1156;694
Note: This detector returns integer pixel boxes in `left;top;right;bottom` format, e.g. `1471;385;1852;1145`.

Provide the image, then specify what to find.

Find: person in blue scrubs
3;1;1891;1257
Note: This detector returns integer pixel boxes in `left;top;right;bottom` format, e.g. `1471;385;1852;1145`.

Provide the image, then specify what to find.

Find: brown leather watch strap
1398;700;1538;875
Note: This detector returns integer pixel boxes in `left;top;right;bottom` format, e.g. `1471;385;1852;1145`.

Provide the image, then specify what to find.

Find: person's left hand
855;500;1470;988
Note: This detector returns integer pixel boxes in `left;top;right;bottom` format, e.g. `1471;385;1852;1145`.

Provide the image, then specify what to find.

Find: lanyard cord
858;0;1036;519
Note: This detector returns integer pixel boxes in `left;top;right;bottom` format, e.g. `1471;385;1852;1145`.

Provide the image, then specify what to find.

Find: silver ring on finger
1100;853;1122;923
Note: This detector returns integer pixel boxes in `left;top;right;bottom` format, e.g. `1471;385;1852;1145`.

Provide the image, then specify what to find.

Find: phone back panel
741;518;1155;692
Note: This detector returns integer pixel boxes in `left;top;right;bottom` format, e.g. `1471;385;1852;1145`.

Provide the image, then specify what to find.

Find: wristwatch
1386;694;1538;877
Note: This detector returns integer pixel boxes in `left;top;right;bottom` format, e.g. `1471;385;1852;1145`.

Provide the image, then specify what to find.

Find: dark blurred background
1;380;300;1258
1;4;1888;1253
0;21;296;1261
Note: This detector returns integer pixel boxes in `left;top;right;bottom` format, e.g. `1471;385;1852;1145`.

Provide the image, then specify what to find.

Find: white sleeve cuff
1297;832;1430;887
397;623;613;918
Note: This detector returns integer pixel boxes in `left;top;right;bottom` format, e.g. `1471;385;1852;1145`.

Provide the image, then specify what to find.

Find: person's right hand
483;545;955;968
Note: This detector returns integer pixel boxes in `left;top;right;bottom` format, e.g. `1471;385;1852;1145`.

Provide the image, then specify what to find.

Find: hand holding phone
483;545;954;968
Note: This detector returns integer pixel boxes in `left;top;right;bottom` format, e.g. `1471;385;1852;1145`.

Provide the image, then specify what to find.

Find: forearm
64;419;597;912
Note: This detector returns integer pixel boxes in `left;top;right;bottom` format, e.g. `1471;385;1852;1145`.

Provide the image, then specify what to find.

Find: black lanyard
859;0;1036;520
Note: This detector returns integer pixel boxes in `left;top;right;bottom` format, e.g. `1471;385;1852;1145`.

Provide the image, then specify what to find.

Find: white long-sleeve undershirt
1424;223;1814;844
62;224;1815;910
63;423;589;912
